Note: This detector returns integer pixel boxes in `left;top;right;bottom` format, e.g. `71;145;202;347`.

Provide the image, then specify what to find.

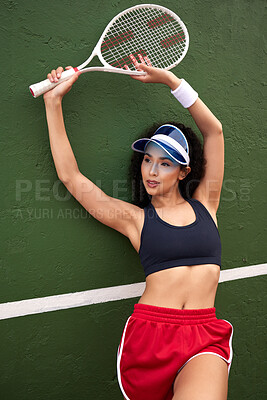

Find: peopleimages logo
15;179;128;202
13;178;251;220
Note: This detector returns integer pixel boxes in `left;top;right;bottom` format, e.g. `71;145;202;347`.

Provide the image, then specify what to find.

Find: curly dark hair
128;121;206;208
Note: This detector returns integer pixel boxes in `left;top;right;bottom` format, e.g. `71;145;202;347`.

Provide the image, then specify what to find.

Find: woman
44;55;234;400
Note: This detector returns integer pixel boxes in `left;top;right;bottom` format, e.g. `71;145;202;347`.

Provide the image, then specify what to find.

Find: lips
147;180;160;188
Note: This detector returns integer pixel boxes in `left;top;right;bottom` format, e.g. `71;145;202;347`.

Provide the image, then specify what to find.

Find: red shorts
117;303;234;400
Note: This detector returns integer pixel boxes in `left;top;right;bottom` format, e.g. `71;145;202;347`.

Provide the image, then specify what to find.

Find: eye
144;158;170;166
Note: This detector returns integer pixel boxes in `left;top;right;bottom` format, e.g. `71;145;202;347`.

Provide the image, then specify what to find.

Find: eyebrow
144;152;173;162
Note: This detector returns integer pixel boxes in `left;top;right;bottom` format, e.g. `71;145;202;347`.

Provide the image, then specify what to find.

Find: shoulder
190;194;219;228
111;199;145;231
191;188;220;215
128;203;146;232
123;203;146;253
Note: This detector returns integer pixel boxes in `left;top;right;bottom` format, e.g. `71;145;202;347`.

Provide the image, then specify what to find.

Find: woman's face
141;142;184;196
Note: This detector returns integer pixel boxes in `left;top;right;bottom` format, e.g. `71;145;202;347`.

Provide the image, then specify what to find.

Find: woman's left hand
125;54;181;89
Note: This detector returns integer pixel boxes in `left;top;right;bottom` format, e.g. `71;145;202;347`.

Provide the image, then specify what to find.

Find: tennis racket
29;3;189;98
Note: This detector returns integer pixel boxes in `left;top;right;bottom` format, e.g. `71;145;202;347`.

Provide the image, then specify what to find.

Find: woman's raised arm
128;56;224;212
43;67;142;242
43;66;80;182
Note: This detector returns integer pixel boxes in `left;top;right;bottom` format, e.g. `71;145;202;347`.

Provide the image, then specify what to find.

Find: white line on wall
0;263;266;321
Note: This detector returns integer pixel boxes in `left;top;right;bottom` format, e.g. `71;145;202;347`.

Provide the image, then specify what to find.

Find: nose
149;162;158;176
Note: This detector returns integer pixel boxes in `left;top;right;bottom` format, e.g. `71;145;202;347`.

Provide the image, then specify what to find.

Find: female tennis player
43;56;234;400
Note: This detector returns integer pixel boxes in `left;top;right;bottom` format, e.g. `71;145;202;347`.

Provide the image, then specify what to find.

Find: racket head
95;4;189;72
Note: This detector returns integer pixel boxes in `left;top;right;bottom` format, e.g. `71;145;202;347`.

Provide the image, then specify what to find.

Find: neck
151;189;185;208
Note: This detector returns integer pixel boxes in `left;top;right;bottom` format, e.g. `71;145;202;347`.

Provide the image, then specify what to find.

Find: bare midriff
138;264;221;310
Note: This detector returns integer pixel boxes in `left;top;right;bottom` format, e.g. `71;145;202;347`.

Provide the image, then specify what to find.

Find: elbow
204;121;223;137
218;121;223;135
59;177;68;185
58;173;72;185
58;169;80;185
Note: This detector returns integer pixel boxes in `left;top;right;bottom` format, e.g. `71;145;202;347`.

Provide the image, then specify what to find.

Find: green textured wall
1;0;266;399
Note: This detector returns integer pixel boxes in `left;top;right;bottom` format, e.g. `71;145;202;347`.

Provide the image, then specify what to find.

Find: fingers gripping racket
29;4;189;98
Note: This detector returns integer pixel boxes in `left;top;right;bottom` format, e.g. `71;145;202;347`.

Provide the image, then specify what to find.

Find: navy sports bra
138;198;221;277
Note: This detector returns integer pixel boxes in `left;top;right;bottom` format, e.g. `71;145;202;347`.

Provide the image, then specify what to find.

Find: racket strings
110;11;153;67
101;7;188;70
105;11;153;66
109;9;182;68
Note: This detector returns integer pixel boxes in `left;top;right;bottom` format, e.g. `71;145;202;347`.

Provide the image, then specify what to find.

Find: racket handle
29;68;76;98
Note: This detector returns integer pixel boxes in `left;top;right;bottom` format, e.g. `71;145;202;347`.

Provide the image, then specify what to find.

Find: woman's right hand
124;54;181;91
43;66;80;102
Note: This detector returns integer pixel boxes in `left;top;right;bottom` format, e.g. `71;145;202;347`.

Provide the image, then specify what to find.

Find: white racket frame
29;3;189;98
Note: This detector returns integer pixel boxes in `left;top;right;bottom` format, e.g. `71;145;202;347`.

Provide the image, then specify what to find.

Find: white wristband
171;79;198;108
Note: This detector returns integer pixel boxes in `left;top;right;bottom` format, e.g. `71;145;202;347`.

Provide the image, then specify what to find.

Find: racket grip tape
29;68;78;98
